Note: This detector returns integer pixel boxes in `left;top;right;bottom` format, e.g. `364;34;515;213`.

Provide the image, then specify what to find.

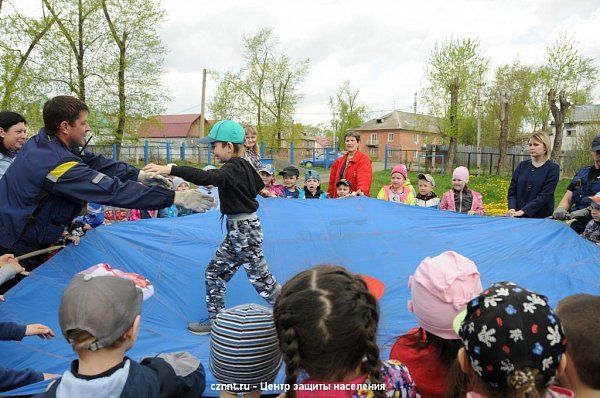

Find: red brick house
137;114;214;146
348;110;442;161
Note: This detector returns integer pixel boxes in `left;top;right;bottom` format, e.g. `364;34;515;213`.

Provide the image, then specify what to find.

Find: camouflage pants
205;217;280;318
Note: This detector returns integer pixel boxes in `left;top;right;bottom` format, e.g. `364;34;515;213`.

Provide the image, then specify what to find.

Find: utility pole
199;68;207;138
476;70;482;177
413;92;417;114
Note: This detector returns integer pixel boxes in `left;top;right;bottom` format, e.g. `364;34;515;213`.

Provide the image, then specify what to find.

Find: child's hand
505;209;515;217
25;324;56;340
467;210;476;215
0;257;25;275
0;253;16;265
142;163;174;175
67;236;81;245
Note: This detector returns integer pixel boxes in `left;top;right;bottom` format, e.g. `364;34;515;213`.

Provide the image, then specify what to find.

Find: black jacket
172;157;264;215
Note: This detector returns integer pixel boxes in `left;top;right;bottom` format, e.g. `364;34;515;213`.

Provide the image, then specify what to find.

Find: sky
17;0;600;126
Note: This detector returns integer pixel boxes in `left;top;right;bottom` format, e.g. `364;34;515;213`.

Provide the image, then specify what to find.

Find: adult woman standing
327;131;373;198
0;111;27;179
506;131;559;218
243;125;261;172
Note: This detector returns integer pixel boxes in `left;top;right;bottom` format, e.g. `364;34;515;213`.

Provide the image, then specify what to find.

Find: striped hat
210;304;282;393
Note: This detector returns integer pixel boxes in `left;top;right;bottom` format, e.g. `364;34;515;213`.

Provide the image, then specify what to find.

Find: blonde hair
529;131;551;161
243;125;259;153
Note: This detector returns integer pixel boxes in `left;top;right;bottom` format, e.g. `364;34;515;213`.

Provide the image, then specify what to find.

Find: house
348;110;442;161
137;114;214;147
556;104;600;151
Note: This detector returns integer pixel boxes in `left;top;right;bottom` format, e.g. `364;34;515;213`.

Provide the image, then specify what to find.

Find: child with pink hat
390;251;483;398
439;166;485;215
376;164;416;205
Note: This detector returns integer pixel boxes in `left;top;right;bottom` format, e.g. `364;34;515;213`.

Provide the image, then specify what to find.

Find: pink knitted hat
391;164;407;179
452;166;470;183
407;251;483;340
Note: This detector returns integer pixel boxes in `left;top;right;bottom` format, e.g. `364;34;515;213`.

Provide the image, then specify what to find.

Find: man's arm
78;149;140;182
45;160;174;210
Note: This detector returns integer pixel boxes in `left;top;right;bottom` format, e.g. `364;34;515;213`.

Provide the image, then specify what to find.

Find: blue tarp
1;197;599;396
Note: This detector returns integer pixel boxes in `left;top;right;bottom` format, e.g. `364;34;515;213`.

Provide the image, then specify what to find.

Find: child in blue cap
144;120;281;335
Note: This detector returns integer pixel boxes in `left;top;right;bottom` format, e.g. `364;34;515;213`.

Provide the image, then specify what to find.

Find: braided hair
273;265;386;398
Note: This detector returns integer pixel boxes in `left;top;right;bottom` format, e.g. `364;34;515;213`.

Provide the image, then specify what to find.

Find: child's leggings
205;214;280;318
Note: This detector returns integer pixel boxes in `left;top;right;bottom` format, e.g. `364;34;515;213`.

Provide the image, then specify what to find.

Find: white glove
552;207;568;220
137;170;173;189
568;208;590;220
174;190;216;213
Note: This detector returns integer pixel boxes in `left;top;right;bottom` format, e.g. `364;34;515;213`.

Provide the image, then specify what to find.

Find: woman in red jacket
327;131;373;198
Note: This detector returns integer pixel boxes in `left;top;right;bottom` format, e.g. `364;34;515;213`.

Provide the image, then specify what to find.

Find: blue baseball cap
199;120;245;144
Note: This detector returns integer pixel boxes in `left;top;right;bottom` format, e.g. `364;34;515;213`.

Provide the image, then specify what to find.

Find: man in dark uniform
0;96;214;290
553;134;600;233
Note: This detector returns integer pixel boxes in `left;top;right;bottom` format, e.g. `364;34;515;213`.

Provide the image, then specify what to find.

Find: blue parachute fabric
1;196;599;396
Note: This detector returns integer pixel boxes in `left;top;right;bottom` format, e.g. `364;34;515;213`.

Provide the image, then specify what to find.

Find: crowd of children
2;119;599;397
2;255;596;398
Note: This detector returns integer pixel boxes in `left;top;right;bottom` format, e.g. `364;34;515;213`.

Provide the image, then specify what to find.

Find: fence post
489;153;493;175
260;142;265;158
511;154;515;173
384;144;389;170
166;142;171;164
112;143;118;160
289;142;295;165
325;147;331;169
180;142;186;161
467;153;471;170
207;147;212;165
144;140;149;164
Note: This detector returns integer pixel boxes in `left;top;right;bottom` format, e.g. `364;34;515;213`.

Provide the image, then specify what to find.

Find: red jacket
327;150;373;198
390;328;448;398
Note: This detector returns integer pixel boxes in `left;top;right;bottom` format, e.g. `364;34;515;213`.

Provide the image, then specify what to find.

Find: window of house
566;129;575;137
414;134;419;144
388;133;394;142
370;147;377;157
370;133;378;143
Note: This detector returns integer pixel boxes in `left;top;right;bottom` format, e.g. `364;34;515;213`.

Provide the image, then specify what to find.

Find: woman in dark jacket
0;111;27;179
506;131;559;218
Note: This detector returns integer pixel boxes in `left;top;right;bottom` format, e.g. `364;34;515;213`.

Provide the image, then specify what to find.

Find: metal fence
383;144;575;175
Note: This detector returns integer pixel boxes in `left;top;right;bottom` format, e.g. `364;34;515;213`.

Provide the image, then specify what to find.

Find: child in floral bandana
452;282;573;398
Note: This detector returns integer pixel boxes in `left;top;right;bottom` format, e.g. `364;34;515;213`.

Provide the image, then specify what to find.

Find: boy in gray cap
38;274;205;397
303;170;327;199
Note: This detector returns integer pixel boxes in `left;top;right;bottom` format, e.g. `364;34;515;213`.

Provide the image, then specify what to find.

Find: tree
0;1;55;126
479;62;538;171
41;0;105;103
544;33;597;158
101;0;168;145
261;54;309;143
328;81;369;148
422;37;489;171
210;28;309;145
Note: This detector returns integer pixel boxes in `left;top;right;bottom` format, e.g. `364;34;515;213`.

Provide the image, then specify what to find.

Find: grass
321;171;570;216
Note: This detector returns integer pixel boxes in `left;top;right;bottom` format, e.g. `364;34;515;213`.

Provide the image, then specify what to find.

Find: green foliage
481;62;538;146
209;28;309;146
0;0;168;143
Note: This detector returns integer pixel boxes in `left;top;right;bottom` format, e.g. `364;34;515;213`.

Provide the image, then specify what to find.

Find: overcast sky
18;0;600;126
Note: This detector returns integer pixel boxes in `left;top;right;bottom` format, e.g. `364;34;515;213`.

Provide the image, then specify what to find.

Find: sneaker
187;319;213;335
